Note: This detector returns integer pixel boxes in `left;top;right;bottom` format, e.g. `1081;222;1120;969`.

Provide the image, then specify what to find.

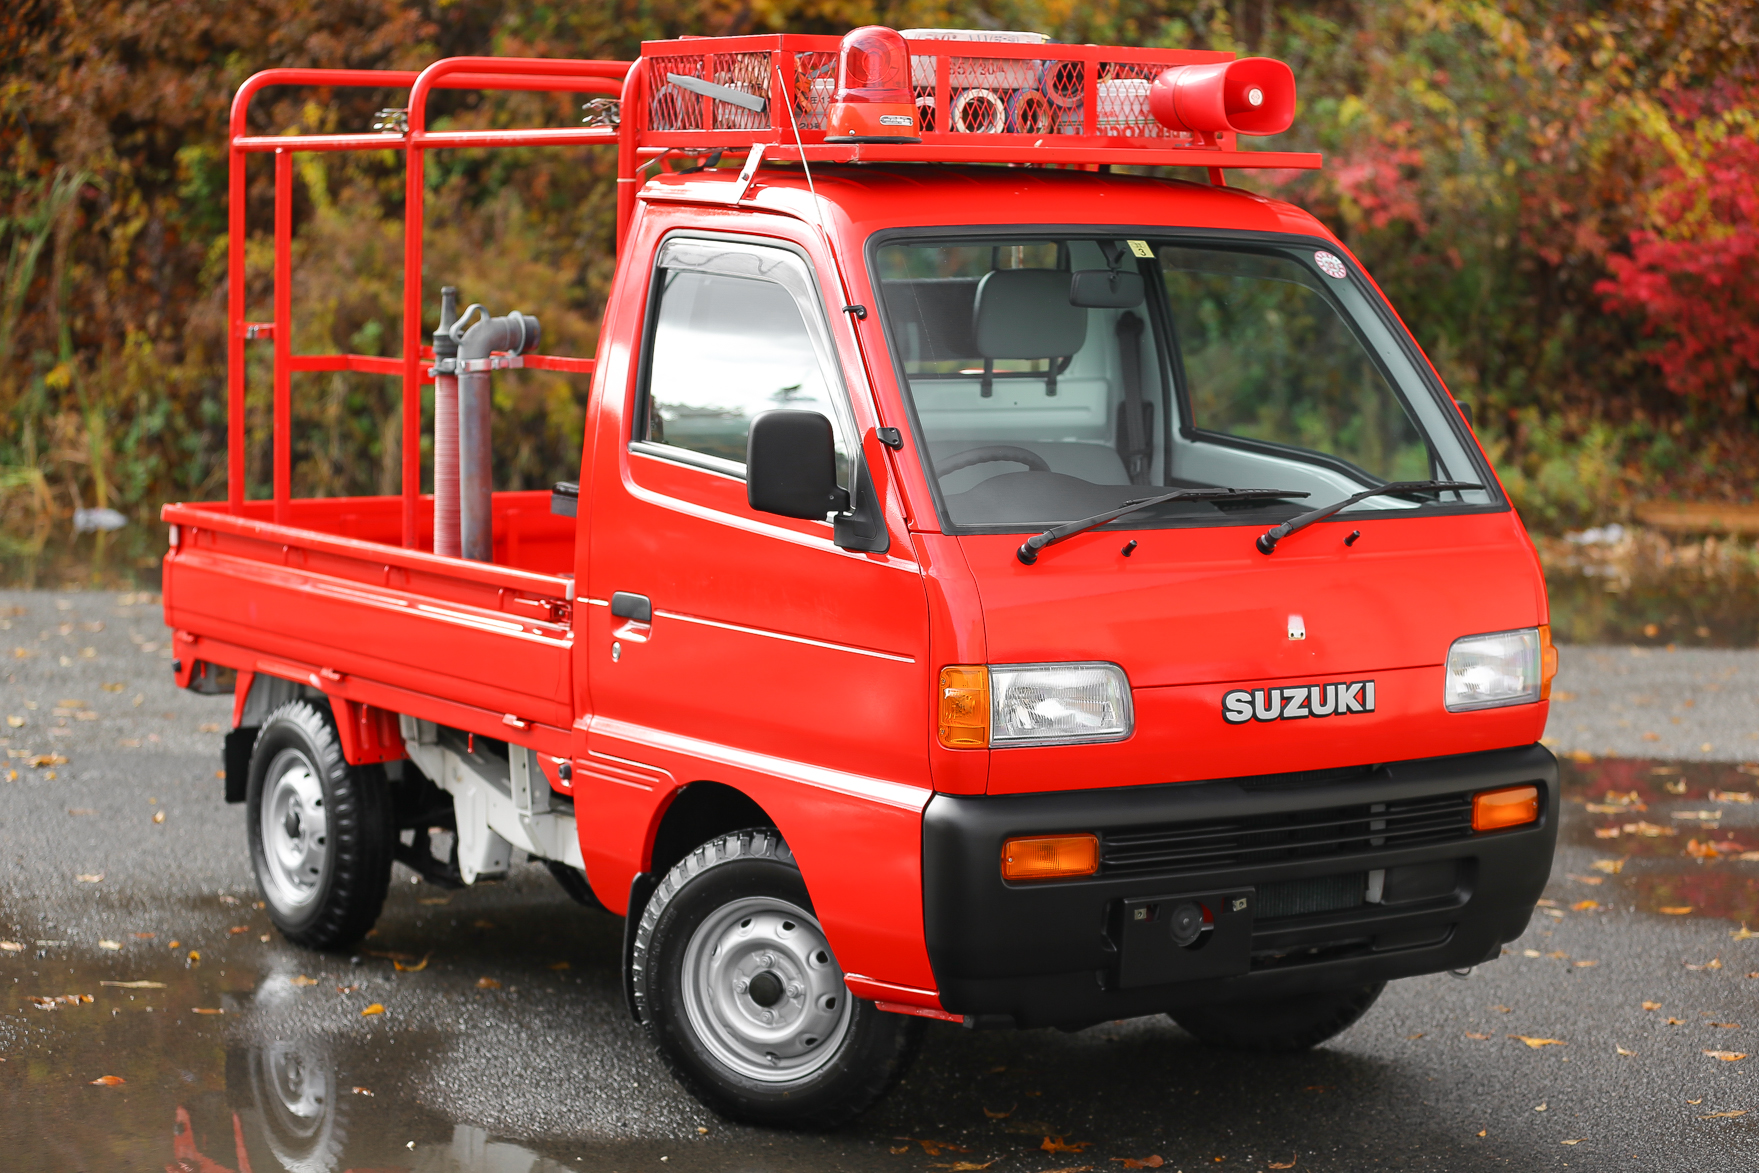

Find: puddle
1559;756;1759;926
1540;530;1759;648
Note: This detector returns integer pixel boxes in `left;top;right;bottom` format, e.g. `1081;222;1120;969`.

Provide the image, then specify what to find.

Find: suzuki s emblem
1223;681;1377;724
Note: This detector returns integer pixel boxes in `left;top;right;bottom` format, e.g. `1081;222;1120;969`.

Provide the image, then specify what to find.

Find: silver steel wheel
678;895;853;1083
260;747;329;909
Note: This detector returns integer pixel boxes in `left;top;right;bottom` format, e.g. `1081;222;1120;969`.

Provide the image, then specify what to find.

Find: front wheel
632;829;922;1128
246;700;394;950
1168;981;1386;1052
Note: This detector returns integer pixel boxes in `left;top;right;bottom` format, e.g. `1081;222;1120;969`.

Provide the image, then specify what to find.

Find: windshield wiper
1017;488;1310;565
1255;480;1484;555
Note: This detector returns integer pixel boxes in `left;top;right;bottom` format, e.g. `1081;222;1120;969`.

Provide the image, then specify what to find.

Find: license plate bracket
1115;887;1255;988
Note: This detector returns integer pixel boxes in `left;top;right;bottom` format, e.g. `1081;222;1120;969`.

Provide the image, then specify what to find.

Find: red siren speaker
1148;57;1296;138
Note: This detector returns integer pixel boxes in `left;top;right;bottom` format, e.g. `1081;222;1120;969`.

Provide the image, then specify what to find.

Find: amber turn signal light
1472;784;1540;832
938;665;989;748
1002;833;1099;881
1538;624;1559;700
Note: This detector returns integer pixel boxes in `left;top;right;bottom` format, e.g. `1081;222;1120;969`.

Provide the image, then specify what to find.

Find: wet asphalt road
3;590;1758;1172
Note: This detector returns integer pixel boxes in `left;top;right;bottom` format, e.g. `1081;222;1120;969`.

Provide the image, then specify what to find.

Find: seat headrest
972;269;1088;360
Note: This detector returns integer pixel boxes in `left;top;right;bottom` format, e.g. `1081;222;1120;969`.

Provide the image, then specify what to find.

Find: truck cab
163;27;1557;1130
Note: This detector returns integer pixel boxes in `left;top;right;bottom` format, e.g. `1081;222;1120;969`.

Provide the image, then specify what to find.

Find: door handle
610;591;653;644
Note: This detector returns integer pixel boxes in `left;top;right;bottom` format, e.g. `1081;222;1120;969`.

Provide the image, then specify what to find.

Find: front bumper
923;744;1558;1028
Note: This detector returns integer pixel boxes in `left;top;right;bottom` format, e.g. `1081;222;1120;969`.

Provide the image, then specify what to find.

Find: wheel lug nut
734;978;748;995
786;982;802;999
761;1010;773;1024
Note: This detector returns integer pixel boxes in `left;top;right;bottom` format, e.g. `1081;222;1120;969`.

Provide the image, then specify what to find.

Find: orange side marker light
1473;785;1540;832
1538;624;1559;700
1002;834;1099;881
938;666;989;748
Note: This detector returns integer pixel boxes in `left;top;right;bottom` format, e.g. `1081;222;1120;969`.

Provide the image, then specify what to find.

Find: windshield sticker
1223;680;1376;724
1313;250;1348;279
1127;239;1155;258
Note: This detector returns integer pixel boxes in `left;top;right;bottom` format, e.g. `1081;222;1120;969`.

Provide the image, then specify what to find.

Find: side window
639;238;852;477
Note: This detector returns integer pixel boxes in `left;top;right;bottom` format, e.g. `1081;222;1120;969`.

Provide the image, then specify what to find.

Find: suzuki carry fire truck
163;26;1559;1127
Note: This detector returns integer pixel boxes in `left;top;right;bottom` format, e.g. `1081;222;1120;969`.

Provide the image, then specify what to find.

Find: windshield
874;235;1496;533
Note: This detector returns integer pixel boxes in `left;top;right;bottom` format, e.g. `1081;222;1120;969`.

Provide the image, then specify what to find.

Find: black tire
1169;981;1386;1052
632;828;923;1128
246;700;394;950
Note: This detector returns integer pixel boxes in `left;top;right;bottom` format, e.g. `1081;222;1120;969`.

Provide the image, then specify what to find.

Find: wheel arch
648;780;778;880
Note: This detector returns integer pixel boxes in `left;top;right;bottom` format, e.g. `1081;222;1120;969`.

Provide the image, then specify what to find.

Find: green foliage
1;0;1755;554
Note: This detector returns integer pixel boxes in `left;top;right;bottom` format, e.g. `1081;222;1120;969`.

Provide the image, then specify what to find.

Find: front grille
1256;874;1365;920
1101;792;1474;877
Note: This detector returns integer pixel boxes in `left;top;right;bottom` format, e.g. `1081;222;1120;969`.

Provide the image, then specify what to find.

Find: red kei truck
162;27;1560;1128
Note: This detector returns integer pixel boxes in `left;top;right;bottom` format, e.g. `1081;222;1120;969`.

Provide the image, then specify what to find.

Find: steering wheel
937;445;1053;478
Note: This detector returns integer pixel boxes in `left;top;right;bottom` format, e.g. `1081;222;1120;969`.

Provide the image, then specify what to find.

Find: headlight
1445;628;1541;711
990;662;1133;746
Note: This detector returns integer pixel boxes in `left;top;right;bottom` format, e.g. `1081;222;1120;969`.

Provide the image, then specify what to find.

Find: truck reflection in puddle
1559;755;1759;924
162;1038;572;1173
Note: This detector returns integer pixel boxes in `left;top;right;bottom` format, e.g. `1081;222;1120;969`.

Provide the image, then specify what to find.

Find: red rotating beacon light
824;26;921;143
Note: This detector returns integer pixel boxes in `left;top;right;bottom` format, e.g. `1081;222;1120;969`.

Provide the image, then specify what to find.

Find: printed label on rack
1127;240;1155;258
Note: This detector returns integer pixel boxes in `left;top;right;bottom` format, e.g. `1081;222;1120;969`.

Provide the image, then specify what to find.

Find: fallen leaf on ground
198;723;222;733
5;716;22;728
547;961;570;970
472;919;495;929
76;874;102;883
1594;827;1622;838
1407;1032;1425;1039
352;1086;374;1096
1561;1139;1586;1145
1536;899;1559;907
1110;1157;1165;1169
1523;949;1542;957
1704;1050;1747;1061
152;811;165;824
335;984;358;993
929;1163;994;1171
1575;960;1599;968
1699;1110;1747;1119
1534;1103;1548;1112
1685;958;1722;971
897;1139;972;1157
1511;1035;1566;1048
192;1007;223;1015
1617;1046;1636;1055
1038;1168;1093;1173
1493;1005;1512;1013
360;1003;385;1016
1465;1031;1492;1040
1625;821;1676;837
1572;900;1601;912
1673;811;1722;821
1042;1137;1092;1153
1568;874;1604;885
228;926;250;935
1731;924;1758;941
1591;859;1625;874
100;682;125;692
133;932;154;939
2;941;26;952
99;981;165;989
88;1076;125;1086
1643;1001;1662;1010
98;940;121;950
290;975;319;987
1547;950;1570;959
1660;906;1695;915
393;953;431;972
1710;791;1754;804
476;977;501;989
1668;1017;1689;1025
418;897;450;905
1710;1022;1741;1029
28;753;66;767
1268;1160;1297;1171
982;1105;1015;1118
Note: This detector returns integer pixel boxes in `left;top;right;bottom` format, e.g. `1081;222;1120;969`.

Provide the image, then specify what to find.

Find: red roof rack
636;32;1321;173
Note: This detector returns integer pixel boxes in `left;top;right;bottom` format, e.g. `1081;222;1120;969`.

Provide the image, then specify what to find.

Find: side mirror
747;410;849;520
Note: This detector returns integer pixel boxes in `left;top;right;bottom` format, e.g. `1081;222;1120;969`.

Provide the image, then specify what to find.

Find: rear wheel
247;700;393;950
1169;982;1386;1052
632;828;922;1128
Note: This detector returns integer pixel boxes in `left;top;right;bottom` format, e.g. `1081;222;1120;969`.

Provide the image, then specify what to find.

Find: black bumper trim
923;743;1557;1028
